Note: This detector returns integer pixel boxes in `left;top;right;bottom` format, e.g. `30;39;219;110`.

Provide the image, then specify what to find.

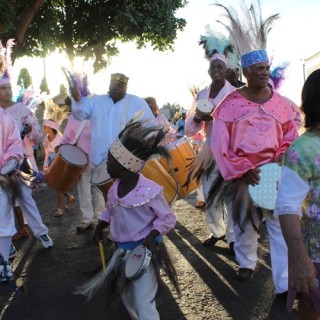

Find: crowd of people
0;2;320;320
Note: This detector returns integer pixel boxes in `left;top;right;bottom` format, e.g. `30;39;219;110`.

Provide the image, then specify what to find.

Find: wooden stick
98;241;106;272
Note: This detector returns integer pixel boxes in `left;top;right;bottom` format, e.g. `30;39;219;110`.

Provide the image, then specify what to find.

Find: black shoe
228;242;235;255
275;291;288;301
202;235;225;247
236;268;253;281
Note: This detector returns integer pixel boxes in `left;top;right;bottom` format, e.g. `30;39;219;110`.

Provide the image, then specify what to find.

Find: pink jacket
101;174;176;243
211;90;299;180
0;109;24;167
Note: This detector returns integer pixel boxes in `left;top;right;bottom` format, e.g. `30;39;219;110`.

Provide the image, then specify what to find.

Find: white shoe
0;263;13;282
38;234;53;248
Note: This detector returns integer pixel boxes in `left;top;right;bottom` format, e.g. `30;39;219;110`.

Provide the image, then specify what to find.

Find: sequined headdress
109;111;170;173
0;39;15;86
215;0;280;68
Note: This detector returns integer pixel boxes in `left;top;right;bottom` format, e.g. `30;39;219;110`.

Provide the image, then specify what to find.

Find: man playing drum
208;49;298;298
0;72;53;249
60;113;105;231
70;73;154;168
185;31;235;252
0;108;23;281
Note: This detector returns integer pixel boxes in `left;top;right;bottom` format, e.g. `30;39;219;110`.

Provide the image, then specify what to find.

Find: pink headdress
0;39;15;86
43;119;59;131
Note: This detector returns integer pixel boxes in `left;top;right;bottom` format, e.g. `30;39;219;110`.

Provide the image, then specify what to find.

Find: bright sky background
13;0;320;110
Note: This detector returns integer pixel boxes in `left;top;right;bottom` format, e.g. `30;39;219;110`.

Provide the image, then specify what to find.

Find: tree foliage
1;0;187;72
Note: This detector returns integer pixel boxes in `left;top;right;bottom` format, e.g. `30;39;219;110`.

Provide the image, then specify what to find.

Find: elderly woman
275;69;320;319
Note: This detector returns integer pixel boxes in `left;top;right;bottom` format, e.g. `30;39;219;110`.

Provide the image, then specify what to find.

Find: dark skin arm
142;229;160;251
93;220;110;245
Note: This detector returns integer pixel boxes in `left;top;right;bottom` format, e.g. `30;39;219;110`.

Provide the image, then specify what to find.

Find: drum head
59;145;88;166
125;245;152;280
0;159;18;176
248;163;281;210
196;99;214;114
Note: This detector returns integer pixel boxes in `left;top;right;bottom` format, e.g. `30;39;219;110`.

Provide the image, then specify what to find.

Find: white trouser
0;188;16;238
121;263;159;320
77;163;105;223
16;180;48;237
0;237;11;262
196;184;205;202
202;165;235;244
234;209;288;294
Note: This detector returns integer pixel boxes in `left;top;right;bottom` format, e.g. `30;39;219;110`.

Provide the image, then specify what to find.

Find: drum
91;161;114;199
45;144;88;193
141;159;178;205
159;137;200;198
195;99;214;119
248;163;282;210
0;159;19;177
125;245;152;280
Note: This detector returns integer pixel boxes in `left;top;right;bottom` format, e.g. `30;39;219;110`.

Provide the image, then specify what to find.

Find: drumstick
98;241;106;272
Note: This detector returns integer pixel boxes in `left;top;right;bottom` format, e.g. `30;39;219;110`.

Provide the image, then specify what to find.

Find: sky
13;0;320;110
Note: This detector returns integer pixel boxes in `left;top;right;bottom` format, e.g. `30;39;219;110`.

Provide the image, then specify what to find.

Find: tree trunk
12;0;45;63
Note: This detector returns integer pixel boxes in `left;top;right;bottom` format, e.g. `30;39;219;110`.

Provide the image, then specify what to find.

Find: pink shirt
61;115;91;155
101;174;176;243
43;133;62;169
0;109;24;167
156;113;177;145
211;90;299;180
4;102;42;159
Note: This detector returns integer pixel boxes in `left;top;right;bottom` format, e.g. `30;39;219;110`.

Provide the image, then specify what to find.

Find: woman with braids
77;113;180;319
275;69;320;319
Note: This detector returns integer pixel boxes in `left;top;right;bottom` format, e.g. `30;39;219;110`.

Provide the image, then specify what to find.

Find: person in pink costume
0;80;53;248
185;52;235;251
43;119;75;217
77;116;179;319
60;114;105;230
0;108;23;280
208;49;299;298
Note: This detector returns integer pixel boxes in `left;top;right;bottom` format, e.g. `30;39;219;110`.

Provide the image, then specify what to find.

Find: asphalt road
0;184;299;320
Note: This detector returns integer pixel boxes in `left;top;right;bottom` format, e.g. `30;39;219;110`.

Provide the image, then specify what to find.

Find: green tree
161;102;181;120
1;0;187;72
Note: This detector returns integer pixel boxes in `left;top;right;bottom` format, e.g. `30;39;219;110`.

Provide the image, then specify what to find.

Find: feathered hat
215;0;280;68
199;25;234;66
0;39;15;86
109;111;170;173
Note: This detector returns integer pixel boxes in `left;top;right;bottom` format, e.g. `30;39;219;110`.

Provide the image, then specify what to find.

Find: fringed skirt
76;242;180;303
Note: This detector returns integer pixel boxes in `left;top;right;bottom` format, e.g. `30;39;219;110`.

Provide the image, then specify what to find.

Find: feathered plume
13;86;48;114
62;67;90;97
0;39;15;81
43;99;70;126
118;111;171;162
215;0;280;55
269;62;289;91
199;25;230;59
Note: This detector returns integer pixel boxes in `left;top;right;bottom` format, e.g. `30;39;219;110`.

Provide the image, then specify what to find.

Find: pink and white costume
101;174;176;320
155;113;177;146
43;133;61;170
5;103;50;238
185;81;235;244
211;89;299;294
0;109;23;261
5;102;42;172
61;115;105;223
